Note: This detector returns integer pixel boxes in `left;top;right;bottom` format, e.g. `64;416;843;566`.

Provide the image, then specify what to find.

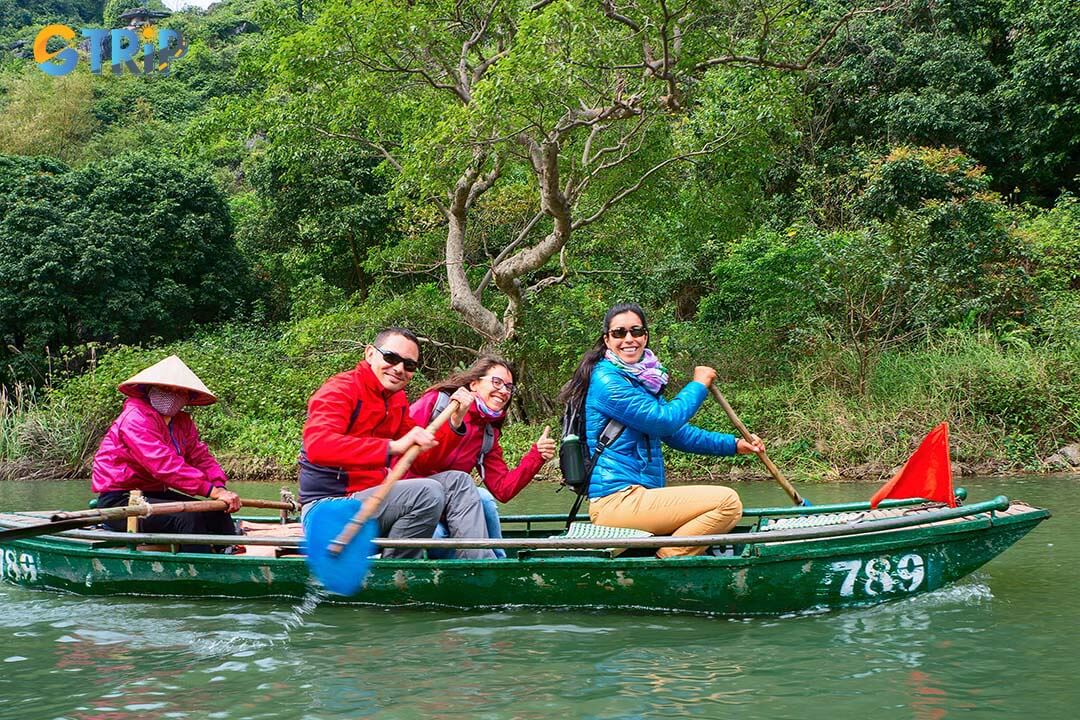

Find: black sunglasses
373;346;419;373
607;325;648;339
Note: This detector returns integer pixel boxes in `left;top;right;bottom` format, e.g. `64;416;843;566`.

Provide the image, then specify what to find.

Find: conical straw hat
117;355;217;406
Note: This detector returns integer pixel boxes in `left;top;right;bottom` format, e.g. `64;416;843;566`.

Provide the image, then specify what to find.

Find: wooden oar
50;497;297;522
708;385;811;507
0;497;299;543
303;399;461;596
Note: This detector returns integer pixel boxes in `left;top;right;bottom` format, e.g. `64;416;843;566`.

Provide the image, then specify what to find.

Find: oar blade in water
302;499;380;596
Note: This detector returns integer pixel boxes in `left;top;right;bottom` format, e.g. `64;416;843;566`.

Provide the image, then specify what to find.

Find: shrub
0;151;255;385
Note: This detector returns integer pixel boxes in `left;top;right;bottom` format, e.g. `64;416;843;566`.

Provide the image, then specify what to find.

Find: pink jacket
408;391;545;503
92;397;228;497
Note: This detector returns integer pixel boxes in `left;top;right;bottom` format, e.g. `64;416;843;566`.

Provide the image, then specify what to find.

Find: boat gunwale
0;496;1047;553
5;509;1043;566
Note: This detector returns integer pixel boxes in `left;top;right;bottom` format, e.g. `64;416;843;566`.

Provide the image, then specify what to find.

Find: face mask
475;396;504;418
147;387;188;416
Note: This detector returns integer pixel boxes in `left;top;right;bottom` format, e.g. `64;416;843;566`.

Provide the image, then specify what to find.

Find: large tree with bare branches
278;0;895;345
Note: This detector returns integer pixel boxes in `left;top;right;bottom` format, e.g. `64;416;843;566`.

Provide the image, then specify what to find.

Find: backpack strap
432;391;452;418
476;424;495;481
567;491;588;530
565;415;624;530
432;391;493;479
589;418;625;472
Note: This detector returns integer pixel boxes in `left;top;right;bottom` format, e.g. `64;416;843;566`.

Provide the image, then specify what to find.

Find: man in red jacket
299;327;496;559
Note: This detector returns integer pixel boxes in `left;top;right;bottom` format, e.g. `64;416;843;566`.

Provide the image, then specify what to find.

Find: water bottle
559;433;587;490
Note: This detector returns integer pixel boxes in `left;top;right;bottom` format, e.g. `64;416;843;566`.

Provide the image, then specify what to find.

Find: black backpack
432;391;495;479
559;396;623;526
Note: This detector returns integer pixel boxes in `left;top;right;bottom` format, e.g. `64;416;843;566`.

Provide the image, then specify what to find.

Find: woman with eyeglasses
409;355;558;557
559;302;763;558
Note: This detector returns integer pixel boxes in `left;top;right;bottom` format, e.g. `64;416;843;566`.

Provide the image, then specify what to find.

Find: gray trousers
351;477;445;560
426;470;497;560
304;472;495;560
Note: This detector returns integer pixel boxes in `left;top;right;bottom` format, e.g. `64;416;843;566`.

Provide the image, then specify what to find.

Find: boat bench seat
517;522;653;559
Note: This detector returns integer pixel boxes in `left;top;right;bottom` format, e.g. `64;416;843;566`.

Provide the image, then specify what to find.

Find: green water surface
0;476;1075;719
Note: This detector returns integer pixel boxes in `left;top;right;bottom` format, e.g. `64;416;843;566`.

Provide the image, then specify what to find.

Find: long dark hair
558;303;647;408
426;355;515;427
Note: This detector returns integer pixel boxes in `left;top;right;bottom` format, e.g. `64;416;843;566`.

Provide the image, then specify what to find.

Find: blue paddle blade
302;499;380;597
800;498;813;507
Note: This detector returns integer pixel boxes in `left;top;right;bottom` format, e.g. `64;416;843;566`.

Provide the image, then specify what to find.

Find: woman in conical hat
91;355;241;553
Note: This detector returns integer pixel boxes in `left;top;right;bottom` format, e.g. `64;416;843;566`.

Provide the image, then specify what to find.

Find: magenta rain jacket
91;396;228;497
407;390;545;503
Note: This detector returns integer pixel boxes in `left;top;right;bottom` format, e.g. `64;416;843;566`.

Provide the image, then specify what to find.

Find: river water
0;475;1075;719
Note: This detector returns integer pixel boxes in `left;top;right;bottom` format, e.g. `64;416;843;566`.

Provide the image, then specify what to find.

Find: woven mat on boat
533;522;653;558
757;503;952;532
557;522;654;540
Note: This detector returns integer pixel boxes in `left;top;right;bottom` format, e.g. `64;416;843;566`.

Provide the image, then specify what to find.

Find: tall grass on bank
2;324;1076;483
0;382;106;481
0;383;32;460
662;329;1080;480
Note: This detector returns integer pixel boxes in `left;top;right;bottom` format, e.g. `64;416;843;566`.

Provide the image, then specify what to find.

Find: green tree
0;1;108;34
272;0;892;345
810;1;1011;188
239;138;397;317
0;152;254;384
0;71;98;164
703;147;1034;392
999;0;1080;198
809;0;1080;200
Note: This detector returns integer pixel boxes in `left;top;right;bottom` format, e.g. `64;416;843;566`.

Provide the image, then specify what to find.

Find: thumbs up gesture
535;425;557;461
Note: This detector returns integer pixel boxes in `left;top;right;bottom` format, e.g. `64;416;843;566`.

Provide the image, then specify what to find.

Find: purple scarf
605;349;669;395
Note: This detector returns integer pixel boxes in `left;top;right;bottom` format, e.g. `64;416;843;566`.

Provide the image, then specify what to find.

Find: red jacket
92;397;227;497
408;390;545;503
299;362;461;503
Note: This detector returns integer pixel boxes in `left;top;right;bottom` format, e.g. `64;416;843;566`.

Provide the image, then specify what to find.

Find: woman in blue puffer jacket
559;303;763;558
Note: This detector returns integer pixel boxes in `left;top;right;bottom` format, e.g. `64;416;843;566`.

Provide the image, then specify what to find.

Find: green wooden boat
0;494;1049;615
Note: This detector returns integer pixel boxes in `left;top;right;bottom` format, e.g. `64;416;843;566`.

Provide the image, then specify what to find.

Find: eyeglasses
482;376;516;395
373;346;419;373
607;325;648;339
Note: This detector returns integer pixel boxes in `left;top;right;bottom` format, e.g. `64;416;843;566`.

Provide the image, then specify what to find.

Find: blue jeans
430;485;506;559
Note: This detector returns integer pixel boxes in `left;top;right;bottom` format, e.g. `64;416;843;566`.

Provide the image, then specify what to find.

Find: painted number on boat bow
830;554;925;597
1;548;39;583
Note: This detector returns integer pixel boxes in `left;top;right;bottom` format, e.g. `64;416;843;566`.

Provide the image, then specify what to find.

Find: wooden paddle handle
708;385;806;507
51;497;298;522
239;498;300;511
329;399;462;554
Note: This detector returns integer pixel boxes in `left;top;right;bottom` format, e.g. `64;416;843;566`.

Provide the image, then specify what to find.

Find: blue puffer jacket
585;359;738;499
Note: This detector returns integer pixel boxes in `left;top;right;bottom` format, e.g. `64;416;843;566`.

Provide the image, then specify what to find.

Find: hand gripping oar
303;399;461;596
0;498;299;543
708;385;811;507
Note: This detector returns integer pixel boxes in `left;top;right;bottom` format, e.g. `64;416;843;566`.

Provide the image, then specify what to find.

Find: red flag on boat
870;422;956;508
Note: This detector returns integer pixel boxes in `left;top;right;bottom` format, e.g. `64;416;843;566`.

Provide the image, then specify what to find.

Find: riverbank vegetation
1;0;1077;482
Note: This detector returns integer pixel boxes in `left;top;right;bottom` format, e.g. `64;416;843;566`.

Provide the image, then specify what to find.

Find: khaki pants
589;484;743;558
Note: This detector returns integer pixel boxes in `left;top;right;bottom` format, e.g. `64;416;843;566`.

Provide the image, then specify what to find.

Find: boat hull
0;502;1048;615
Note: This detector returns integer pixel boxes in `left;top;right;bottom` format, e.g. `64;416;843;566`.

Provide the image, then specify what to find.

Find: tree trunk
445;169;505;342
